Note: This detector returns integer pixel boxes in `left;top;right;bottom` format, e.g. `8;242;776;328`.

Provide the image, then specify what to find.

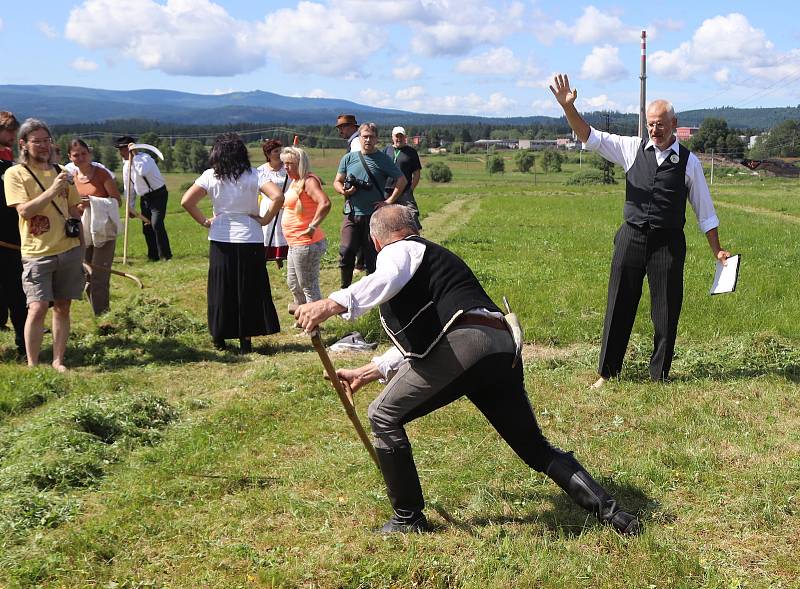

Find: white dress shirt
328;237;502;378
122;152;166;208
584;127;720;233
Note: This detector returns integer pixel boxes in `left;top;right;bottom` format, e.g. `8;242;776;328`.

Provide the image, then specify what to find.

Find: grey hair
358;122;379;135
17;118;53;165
647;99;675;119
369;204;419;243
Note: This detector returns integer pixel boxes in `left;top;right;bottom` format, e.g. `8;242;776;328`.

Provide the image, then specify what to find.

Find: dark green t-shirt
337;150;402;216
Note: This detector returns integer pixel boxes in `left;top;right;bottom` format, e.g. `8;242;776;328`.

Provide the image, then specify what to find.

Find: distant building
676;127;700;141
474;139;518;149
518;139;557;150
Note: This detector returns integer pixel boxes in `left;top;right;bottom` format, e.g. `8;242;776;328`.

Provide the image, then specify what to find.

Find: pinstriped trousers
598;222;686;381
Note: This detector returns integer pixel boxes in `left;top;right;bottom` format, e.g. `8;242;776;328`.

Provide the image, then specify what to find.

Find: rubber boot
546;449;640;535
375;446;429;533
340;266;354;289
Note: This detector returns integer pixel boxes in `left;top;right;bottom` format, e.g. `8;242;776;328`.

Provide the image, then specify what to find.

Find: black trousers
368;325;557;472
141;186;172;261
0;248;27;351
598;222;686;381
338;213;377;273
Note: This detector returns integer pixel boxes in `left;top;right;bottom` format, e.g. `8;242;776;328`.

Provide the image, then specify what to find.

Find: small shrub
426;162;453;183
515;151;535;173
486;154;505;174
566;169;610;185
540;149;563;173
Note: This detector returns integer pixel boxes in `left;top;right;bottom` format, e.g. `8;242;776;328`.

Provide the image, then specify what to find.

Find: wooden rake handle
310;330;379;470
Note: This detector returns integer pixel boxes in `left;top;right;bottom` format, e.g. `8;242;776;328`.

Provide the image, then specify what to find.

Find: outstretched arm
549;74;591;143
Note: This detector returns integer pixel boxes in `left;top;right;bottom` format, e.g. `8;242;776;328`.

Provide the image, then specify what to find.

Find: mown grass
0;149;798;588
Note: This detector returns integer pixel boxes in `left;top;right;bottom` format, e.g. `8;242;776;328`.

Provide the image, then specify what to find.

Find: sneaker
380;513;429;534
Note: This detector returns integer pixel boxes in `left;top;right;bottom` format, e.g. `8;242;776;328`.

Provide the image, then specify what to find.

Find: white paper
710;254;740;295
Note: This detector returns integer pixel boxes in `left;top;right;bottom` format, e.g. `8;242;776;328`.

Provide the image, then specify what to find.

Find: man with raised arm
550;74;730;387
294;204;640;535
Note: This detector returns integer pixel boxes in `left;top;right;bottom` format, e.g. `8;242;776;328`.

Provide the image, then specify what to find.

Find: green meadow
1;149;798;588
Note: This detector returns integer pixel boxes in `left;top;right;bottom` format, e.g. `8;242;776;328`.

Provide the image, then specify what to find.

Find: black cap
114;135;136;148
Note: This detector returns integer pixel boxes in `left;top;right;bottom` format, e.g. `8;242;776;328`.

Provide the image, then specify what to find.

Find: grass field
1;149;799;588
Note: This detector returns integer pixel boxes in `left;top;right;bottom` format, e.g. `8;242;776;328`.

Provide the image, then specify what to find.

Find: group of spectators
1;109;424;364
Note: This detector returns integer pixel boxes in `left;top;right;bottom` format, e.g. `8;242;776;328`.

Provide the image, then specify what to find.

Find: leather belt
453;312;508;331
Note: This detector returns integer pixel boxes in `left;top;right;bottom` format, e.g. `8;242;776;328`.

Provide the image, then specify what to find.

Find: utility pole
639;30;647;140
710;149;715;186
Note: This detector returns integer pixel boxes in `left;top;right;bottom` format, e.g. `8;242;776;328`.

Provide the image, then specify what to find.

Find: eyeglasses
646;122;667;130
27;137;53;145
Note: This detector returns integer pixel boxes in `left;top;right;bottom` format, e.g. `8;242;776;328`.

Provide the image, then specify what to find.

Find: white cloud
395;85;425;101
714;68;730;83
0;18;4;32
259;2;384;76
580;45;628;81
530;99;561;115
456;47;521;76
359;88;393;108
410;0;526;56
650;13;798;83
66;0;266;76
393;64;423;81
652;18;684;33
575;95;636;114
71;58;99;71
534;5;642;45
38;22;58;39
572;6;641;45
210;88;235;95
330;0;423;22
305;88;331;98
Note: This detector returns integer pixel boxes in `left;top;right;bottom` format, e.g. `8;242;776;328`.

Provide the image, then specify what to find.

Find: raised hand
549;74;578;107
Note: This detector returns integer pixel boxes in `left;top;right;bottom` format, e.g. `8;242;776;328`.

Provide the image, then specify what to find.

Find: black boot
546;449;640;536
239;337;252;354
212;337;227;351
375;446;429;533
340;266;354;289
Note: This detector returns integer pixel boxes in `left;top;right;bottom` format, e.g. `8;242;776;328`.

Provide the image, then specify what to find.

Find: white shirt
194;168;263;243
256;163;291;247
122;152;166;207
328;237;502;378
348;132;362;153
584;127;720;233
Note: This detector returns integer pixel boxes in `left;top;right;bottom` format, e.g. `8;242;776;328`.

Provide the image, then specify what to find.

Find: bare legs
24;299;71;372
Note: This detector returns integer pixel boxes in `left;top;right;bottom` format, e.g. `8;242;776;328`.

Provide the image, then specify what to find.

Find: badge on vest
669;154;680;164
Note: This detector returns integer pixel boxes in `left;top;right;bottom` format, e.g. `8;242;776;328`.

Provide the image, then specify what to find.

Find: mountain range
1;84;798;130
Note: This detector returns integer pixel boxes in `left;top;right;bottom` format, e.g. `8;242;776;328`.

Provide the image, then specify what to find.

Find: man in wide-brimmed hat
116;135;172;261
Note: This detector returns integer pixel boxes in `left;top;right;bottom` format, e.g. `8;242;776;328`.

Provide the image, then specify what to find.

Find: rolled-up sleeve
372;346;407;381
685;154;719;233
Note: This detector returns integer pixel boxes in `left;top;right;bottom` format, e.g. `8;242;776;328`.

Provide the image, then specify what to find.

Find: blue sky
1;1;799;117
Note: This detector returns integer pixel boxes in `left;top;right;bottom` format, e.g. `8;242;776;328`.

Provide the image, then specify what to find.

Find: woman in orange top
67;138;121;315
279;147;331;307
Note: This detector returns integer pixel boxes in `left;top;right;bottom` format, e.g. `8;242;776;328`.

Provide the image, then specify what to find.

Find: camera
65;217;81;238
343;174;372;191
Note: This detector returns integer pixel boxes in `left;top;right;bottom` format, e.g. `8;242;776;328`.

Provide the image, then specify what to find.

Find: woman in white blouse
181;133;284;353
257;138;289;266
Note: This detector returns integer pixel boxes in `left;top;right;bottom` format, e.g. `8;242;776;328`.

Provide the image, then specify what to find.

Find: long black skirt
207;240;280;339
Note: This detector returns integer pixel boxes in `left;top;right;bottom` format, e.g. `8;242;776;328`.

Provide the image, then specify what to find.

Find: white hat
391;126;407;136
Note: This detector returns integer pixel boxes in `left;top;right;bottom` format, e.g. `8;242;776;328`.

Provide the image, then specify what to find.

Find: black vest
379;236;500;358
624;142;690;229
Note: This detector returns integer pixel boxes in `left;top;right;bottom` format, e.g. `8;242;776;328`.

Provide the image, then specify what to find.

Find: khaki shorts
21;246;86;304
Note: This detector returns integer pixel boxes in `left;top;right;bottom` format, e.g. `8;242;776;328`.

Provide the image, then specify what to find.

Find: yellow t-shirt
3;164;81;257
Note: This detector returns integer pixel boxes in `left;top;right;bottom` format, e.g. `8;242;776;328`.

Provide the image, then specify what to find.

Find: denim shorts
21;246;85;304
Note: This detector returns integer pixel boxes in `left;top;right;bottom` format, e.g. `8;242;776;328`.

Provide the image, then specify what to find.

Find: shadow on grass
433;480;658;538
68;335;243;370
